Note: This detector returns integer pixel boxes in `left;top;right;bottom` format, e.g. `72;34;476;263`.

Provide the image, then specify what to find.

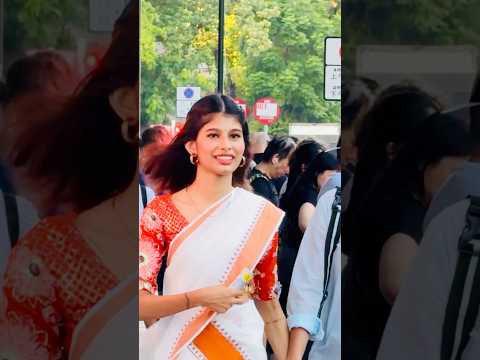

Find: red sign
253;97;281;125
233;98;250;118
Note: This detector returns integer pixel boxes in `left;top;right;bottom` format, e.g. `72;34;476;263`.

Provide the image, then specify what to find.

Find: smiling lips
214;154;235;165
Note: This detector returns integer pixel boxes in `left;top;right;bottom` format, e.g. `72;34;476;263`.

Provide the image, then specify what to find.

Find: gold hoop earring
239;156;246;168
190;154;199;165
121;120;138;144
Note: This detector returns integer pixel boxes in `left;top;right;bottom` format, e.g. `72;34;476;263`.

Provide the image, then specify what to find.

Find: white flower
139;240;161;281
5;246;55;302
141;209;163;232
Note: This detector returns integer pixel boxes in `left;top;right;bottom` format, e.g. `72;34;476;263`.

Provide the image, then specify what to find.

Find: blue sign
184;88;194;99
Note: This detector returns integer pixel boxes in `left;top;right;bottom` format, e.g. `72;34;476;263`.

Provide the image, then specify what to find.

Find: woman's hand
189;285;250;313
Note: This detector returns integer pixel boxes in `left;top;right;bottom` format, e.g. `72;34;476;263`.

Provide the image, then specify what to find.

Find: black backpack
442;195;480;360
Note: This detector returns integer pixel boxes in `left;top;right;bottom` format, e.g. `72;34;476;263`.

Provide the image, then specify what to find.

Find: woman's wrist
186;289;201;308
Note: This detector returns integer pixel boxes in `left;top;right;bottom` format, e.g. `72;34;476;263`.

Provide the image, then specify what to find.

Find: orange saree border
193;323;243;359
170;202;283;359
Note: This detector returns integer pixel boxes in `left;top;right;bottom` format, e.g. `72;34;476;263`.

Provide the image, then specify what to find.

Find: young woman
0;2;139;358
342;112;473;359
278;151;339;313
139;94;289;359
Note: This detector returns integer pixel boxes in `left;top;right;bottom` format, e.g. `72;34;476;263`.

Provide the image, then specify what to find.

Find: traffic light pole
217;0;225;94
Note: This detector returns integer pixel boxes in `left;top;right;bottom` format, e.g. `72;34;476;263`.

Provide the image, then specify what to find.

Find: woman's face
189;113;246;177
423;156;468;203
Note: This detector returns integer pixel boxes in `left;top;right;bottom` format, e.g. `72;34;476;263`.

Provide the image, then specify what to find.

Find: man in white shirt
287;188;341;359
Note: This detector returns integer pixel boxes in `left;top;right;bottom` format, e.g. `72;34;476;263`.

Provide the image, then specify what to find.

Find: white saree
139;188;284;360
69;273;138;359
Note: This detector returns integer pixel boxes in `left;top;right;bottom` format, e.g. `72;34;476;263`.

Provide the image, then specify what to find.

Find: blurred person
0;50;79;216
342;112;473;359
422;79;480;228
343;84;443;256
249;131;270;166
250;136;296;207
0;51;76;283
280;140;324;211
139;124;173;176
287;187;341;360
274;136;301;199
278;151;339;314
376;77;480;360
139;125;173;207
0;2;139;358
139;94;288;359
341;78;376;172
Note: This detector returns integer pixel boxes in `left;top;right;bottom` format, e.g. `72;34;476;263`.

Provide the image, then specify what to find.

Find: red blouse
0;215;117;359
139;194;279;301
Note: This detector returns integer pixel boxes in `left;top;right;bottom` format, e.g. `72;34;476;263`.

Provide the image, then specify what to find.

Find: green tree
141;0;341;131
5;0;88;51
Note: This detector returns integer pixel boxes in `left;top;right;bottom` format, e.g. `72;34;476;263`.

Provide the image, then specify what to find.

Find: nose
219;134;232;150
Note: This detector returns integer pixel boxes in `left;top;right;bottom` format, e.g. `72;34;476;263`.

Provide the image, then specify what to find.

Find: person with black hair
280;140;324;210
139;94;289;359
377;77;480;360
278;151;339;314
0;2;139;357
343;84;442;256
342;112;473;359
249;135;296;206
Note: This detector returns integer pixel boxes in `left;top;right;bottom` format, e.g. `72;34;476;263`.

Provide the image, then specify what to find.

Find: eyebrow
205;127;242;132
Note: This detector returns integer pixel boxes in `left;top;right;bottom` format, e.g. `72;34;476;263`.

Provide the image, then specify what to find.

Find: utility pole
0;0;4;76
217;0;225;94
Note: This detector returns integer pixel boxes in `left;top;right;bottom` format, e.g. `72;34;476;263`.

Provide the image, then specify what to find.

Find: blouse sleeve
0;243;63;359
253;232;280;301
139;206;165;295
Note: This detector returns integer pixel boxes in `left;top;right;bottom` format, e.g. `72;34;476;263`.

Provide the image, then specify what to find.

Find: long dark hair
281;139;323;209
145;94;250;193
349;85;442;210
283;151;339;208
5;0;139;212
381;112;473;200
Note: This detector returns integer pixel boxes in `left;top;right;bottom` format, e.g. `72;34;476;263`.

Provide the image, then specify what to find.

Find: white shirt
287;188;341;359
139;184;155;217
377;199;479;360
0;192;38;284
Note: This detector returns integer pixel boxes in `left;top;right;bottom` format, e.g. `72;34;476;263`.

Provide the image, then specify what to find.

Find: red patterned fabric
0;214;117;359
139;194;279;301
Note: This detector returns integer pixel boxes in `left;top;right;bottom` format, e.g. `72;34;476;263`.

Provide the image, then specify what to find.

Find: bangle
184;292;191;310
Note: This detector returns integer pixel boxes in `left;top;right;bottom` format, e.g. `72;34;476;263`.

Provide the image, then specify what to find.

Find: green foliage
141;0;341;132
5;0;88;50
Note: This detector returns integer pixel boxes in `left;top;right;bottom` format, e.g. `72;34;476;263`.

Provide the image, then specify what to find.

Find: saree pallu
69;273;139;359
139;188;284;360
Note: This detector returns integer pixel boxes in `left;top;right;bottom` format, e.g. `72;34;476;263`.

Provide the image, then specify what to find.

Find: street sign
324;65;341;100
176;86;201;101
176;100;197;118
324;37;341;101
325;37;341;66
233;98;249;118
253;97;281;125
176;86;201;118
